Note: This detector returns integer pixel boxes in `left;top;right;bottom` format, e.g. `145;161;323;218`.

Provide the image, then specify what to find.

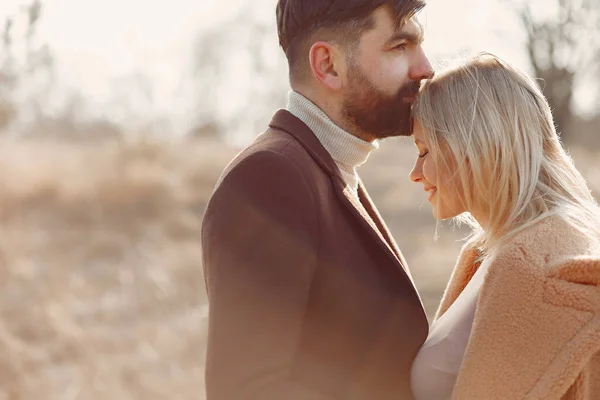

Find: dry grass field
0;134;597;398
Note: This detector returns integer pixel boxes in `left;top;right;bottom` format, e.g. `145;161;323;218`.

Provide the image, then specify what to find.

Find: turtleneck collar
286;91;378;191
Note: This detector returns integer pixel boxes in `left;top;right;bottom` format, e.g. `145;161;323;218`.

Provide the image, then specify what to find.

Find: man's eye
418;151;429;159
394;43;407;51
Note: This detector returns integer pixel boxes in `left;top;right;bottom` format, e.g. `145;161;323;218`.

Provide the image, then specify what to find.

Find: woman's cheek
423;158;437;185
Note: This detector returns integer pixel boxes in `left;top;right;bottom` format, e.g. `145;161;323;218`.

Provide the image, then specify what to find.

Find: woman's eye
418;151;429;159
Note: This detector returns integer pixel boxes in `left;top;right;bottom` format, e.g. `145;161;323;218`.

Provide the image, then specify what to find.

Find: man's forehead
370;7;424;41
396;17;424;42
402;17;423;34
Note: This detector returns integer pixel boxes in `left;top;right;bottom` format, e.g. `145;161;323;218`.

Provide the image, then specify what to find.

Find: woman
409;53;600;400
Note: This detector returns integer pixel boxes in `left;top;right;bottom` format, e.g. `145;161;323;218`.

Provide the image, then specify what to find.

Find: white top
286;91;378;194
411;257;492;400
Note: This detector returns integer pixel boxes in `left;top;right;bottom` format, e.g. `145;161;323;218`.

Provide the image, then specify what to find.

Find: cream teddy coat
436;215;600;399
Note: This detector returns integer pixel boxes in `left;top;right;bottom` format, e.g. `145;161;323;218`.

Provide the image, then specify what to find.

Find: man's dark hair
276;0;426;82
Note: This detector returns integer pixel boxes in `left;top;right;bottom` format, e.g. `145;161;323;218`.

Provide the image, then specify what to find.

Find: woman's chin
432;207;461;221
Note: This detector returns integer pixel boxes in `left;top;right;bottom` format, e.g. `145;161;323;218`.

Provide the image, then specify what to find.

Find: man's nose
410;47;434;81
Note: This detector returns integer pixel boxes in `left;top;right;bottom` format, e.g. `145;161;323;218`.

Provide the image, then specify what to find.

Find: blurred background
0;0;598;398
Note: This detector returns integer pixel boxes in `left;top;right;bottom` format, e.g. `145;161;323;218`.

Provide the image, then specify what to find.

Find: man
201;1;434;398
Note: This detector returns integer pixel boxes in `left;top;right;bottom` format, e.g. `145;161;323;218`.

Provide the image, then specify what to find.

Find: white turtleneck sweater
286;91;379;195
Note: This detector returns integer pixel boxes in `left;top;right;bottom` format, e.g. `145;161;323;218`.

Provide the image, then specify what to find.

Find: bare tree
0;16;16;130
519;0;600;140
0;0;54;132
192;3;289;142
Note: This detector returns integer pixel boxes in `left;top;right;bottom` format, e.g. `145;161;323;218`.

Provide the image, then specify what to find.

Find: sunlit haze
0;0;595;139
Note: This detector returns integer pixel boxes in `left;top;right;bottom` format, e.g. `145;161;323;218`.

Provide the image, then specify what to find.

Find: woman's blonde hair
412;52;600;255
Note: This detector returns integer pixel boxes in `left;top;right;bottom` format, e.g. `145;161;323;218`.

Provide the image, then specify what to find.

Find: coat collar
269;109;340;179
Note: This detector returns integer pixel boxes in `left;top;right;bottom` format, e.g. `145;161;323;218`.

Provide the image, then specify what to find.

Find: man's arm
201;149;332;399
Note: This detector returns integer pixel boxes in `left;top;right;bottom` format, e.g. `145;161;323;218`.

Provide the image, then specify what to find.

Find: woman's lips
427;188;437;202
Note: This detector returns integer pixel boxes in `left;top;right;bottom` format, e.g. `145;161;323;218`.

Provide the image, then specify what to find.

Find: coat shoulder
496;215;600;271
487;215;600;313
219;128;316;185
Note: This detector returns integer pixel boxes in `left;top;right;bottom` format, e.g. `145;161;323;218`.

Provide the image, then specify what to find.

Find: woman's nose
409;163;423;183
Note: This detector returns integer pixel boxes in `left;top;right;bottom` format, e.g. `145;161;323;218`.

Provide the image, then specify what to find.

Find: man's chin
375;123;412;139
344;104;412;139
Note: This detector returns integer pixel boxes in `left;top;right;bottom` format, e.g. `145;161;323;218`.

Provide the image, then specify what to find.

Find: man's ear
308;41;343;91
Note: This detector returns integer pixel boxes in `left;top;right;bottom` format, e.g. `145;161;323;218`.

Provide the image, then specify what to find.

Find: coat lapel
337;181;402;267
269;109;419;288
435;240;482;320
357;181;411;275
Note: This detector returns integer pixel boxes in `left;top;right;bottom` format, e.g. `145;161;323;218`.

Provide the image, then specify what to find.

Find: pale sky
0;0;595;138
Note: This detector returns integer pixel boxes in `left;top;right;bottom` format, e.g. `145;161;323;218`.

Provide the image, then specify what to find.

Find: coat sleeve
451;251;600;400
201;149;333;400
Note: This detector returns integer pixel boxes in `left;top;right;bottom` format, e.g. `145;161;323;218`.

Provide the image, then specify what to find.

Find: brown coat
436;216;600;399
201;110;427;400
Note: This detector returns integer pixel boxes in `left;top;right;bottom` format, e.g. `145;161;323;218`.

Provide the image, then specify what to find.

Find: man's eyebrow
388;17;425;46
385;29;424;46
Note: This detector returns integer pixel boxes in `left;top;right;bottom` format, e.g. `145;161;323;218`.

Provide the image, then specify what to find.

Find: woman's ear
308;41;343;91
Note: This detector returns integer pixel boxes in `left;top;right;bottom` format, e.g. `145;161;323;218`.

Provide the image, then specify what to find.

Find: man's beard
342;63;421;139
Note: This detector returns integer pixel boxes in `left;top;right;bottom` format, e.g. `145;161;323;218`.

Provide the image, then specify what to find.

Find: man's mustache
397;80;421;99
